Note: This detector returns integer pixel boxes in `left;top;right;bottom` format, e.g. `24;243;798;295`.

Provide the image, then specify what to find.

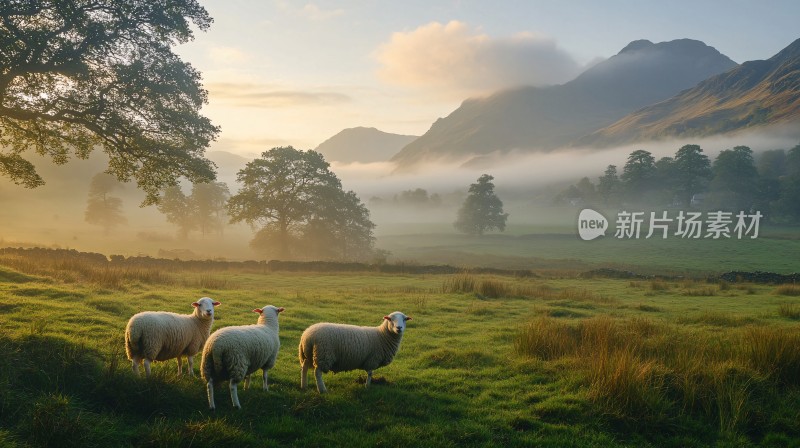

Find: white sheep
299;311;411;393
125;297;220;378
201;305;284;410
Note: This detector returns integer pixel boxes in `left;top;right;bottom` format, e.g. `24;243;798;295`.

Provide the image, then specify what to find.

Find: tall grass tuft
441;274;510;298
441;273;477;294
743;326;800;385
774;284;800;296
514;315;800;434
778;303;800;319
513;317;578;360
477;279;509;298
586;346;669;423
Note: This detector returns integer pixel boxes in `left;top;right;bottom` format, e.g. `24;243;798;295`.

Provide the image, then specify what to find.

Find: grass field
0;251;799;447
378;223;800;275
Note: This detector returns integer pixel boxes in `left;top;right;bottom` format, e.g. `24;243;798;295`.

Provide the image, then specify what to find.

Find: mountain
581;38;800;146
206;150;250;179
314;127;418;163
391;39;737;169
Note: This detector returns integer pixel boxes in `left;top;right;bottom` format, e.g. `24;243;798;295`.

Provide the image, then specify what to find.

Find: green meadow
0;250;799;447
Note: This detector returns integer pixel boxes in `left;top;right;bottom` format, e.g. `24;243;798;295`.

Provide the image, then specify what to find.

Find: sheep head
192;297;221;319
383;311;411;335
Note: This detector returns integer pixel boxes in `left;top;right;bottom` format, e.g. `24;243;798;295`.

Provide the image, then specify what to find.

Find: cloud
301;3;344;21
207;82;352;108
376;21;582;98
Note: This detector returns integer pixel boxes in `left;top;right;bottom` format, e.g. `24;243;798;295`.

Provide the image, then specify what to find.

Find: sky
174;0;800;158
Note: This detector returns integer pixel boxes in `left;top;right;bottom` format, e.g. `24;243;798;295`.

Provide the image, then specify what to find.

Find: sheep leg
314;367;328;394
365;370;372;388
177;356;183;376
300;360;309;390
206;379;216;411
262;369;269;391
230;381;241;409
187;355;195;377
143;359;152;378
131;357;141;375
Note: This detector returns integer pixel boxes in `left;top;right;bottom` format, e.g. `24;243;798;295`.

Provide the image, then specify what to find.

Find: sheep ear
383;316;390;320
276;307;285;313
212;301;221;306
252;308;263;314
405;316;412;321
191;302;199;308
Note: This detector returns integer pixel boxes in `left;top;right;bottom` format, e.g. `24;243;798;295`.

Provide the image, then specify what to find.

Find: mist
334;127;800;231
0;126;797;261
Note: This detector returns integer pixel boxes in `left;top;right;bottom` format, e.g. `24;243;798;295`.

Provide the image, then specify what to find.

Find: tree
191;182;230;237
709;146;758;210
157;181;230;239
228;147;375;260
621;150;656;198
454;174;508;236
304;190;376;260
575;177;597;203
773;142;800;222
0;0;219;205
756;149;787;179
84;172;126;234
673;144;712;206
597;165;621;205
157;185;197;239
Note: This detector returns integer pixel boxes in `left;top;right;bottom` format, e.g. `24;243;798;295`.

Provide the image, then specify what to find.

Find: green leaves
228;147;375;260
454;174;508;236
0;0;219;205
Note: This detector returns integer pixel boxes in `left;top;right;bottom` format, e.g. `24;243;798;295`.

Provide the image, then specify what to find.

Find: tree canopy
227;146;375;261
673;144;712;206
84;172;125;234
710;145;757;209
621;149;656;192
0;0;219;205
454;174;508;236
157;181;229;239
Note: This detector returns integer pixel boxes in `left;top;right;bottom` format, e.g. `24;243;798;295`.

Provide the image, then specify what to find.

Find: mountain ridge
581;38;800;146
314;127;418;163
390;38;738;169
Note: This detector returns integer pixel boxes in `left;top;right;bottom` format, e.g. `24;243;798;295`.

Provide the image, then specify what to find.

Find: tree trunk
277;218;290;260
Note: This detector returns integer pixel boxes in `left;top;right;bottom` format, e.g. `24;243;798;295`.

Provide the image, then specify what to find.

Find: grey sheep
299;311;411;393
201;305;284;410
125;297;220;378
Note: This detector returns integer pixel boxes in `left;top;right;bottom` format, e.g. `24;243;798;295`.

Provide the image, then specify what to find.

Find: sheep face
383;311;412;335
192;297;221;319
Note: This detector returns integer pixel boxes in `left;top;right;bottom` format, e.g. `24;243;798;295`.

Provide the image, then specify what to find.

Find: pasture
0;250;798;447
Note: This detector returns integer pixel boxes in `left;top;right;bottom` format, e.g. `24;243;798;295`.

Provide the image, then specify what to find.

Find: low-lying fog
1;127;797;261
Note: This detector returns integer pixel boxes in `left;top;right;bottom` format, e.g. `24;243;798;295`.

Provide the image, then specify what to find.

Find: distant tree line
556;142;800;223
84;147;378;262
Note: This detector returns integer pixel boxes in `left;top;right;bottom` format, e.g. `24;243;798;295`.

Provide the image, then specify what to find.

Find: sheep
299;311;411;393
125;297;220;378
201;305;284;410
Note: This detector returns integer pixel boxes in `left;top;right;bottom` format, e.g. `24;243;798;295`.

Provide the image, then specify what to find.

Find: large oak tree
227;146;375;261
0;0;219;205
